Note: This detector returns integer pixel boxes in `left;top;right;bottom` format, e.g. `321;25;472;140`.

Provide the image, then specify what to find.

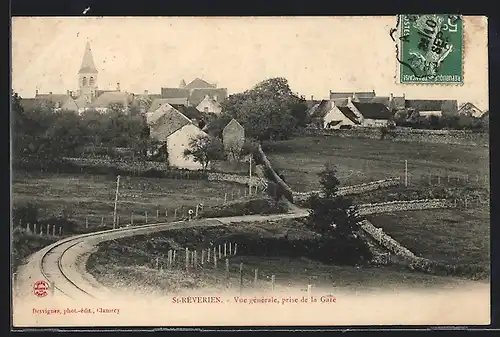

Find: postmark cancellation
398;14;464;85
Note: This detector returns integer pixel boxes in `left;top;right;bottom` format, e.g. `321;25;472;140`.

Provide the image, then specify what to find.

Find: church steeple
79;42;98;74
78;41;98;103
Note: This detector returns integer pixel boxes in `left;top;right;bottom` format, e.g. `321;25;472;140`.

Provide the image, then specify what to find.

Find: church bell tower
78;41;98;103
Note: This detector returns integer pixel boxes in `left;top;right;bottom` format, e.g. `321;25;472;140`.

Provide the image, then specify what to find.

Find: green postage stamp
398;14;463;84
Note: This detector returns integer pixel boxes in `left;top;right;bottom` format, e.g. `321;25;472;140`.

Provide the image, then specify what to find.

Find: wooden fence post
85;217;89;229
229;242;232;256
168;250;172;269
307;284;312;299
225;258;230;277
155;256;159;270
201;250;205;266
185;247;189;271
218;245;222;259
46;224;50;236
131;212;134;225
26;223;30;233
194;251;198;269
224;243;227;257
145;211;148;223
156;209;159;221
214;250;217;268
33;223;37;235
224;193;227;203
234;243;238;255
207;247;211;262
59;227;62;236
52;224;56;236
101;216;104;227
174;208;177;219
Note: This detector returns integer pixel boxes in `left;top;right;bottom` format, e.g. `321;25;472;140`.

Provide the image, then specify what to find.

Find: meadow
87;219;483;297
12;171;250;230
264;135;490;192
366;206;490;271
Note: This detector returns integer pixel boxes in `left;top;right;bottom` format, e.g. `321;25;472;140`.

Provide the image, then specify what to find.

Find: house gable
150;108;192;140
147;102;178;125
185;78;216;89
196;95;222;114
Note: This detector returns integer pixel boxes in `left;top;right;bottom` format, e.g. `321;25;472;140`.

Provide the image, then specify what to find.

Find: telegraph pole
113;175;121;229
249;155;252;196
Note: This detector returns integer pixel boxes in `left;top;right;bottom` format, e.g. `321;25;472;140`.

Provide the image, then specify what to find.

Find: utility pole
404;160;408;187
113;175;121;229
249;155;252;196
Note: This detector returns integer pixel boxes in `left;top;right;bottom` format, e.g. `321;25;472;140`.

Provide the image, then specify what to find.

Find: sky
12;16;489;110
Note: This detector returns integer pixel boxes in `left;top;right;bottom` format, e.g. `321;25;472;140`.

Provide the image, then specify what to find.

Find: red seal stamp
33;280;49;297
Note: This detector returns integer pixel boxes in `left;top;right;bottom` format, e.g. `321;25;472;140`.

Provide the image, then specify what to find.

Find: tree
183;134;224;171
220;77;308;141
306;163;362;238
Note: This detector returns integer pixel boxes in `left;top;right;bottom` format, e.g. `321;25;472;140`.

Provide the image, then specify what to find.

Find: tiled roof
333;98;348;107
338;106;361;124
35;94;72;105
146;102;177;125
150;108;193;139
161;88;190;99
87;92;134;109
189;88;227;107
95;90;119;98
352;102;393;120
368;96;390;105
196;95;222;110
330;91;376;100
307;103;320;116
185;78;216;89
171;104;203;120
148;98;173;113
73;95;88;109
164;97;191;106
311;100;332;118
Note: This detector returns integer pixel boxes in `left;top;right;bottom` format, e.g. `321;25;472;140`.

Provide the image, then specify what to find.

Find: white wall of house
323;105;356;129
419;111;442;117
196;97;222;114
362;118;389;127
166;123;206;170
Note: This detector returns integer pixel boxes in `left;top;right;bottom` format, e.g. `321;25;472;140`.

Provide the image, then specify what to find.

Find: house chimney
213;95;218;102
390;93;394;101
117;83;121;91
67;90;70;95
35;89;38;96
205;94;210;100
311;95;314;101
49;91;52;95
144;89;148;95
347;96;352;105
403;93;406;100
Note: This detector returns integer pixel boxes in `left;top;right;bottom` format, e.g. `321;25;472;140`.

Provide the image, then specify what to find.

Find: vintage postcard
11;16;490;328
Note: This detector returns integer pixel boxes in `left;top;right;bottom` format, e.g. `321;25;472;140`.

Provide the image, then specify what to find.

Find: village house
404;99;458;118
196;94;223;114
458;102;484;118
148;107;208;170
161;78;228;107
311;100;360;129
346;97;394;127
22;91;80;113
87;90;135;113
222;119;245;161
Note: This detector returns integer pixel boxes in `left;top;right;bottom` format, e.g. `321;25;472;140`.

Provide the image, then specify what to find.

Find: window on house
82;77;88;86
89;77;95;86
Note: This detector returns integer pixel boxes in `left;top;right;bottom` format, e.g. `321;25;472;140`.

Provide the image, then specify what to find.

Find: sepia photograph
11;15;490;327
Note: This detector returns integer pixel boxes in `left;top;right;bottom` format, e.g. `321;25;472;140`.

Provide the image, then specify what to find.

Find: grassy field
264;135;489;192
87;219;482;296
366;207;490;271
12;171;249;230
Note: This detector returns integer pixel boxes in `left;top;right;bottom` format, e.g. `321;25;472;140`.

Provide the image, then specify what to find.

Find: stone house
222;119;245;161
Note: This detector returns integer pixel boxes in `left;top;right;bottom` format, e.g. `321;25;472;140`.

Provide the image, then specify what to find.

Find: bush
12;203;39;228
200;197;289;218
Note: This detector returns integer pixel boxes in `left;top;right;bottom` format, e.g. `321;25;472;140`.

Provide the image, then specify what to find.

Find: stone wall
357;198;452;215
293;177;402;200
305;128;489;146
